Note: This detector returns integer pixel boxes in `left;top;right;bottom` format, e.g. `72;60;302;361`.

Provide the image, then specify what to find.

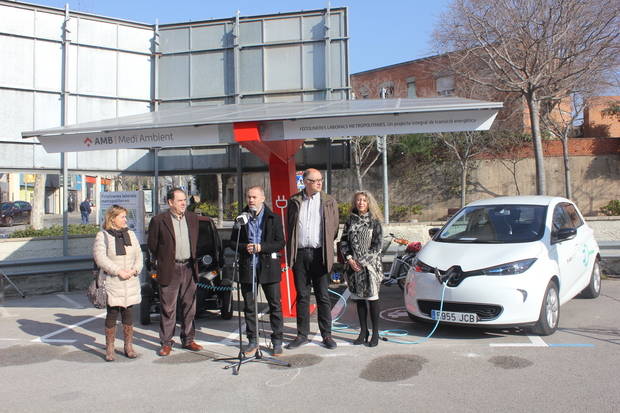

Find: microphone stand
215;213;290;375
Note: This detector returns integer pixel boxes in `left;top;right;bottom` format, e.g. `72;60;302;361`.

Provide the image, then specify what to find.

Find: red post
268;152;299;318
233;122;304;318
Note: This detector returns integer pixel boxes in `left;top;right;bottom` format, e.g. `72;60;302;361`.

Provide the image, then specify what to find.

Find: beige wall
327;154;620;220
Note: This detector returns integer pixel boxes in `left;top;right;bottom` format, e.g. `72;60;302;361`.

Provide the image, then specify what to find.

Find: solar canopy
23;97;503;153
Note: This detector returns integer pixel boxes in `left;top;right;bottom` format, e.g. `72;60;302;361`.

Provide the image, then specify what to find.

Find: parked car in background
0;201;32;226
405;196;601;335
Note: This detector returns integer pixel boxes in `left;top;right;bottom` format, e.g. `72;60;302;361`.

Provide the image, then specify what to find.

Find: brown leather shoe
158;345;172;356
182;341;203;351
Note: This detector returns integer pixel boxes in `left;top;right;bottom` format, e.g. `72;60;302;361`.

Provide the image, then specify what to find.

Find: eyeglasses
305;178;324;184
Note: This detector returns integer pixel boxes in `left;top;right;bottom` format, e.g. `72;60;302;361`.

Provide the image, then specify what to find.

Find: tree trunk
512;163;521;196
561;138;572;199
216;173;224;227
31;174;46;229
526;96;546;195
351;141;364;190
460;162;467;208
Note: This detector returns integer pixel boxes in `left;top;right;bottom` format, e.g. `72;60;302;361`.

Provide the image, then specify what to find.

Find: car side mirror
553;227;576;243
428;227;441;238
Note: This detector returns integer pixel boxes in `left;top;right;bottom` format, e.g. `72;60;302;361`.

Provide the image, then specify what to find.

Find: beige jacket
93;230;143;308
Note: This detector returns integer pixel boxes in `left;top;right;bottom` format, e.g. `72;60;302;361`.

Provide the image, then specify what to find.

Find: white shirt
297;191;322;248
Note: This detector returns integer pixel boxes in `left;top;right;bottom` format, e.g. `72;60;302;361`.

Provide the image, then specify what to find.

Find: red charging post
233;121;304;318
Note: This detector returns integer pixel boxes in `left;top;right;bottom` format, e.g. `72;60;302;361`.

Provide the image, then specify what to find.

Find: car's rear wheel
531;281;559;336
580;260;601;299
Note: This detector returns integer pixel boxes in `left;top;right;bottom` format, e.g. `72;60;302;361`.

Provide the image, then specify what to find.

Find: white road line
39;339;77;344
56;294;85;309
489;335;548;348
31;312;106;343
528;335;548;346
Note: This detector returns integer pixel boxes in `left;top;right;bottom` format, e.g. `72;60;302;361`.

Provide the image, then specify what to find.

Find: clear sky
23;0;452;74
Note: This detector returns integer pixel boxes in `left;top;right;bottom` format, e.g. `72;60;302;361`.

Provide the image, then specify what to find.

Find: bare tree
541;94;586;199
437;131;489;207
434;0;620;195
349;136;382;190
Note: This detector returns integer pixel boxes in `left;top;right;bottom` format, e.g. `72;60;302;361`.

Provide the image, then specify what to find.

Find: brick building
583;96;620;138
350;55;618;139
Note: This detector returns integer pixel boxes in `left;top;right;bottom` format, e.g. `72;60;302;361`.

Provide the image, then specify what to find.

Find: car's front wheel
580;260;601;299
531;281;559;336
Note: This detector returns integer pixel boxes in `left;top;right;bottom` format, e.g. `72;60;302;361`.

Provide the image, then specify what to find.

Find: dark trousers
241;281;283;343
158;262;197;346
293;248;332;338
105;305;133;328
81;212;89;225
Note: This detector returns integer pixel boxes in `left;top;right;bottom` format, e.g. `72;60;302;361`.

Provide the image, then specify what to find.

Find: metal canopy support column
61;4;70;257
326;138;333;194
324;5;332;100
153;147;160;215
380;88;389;223
235;145;243;215
233;11;241;105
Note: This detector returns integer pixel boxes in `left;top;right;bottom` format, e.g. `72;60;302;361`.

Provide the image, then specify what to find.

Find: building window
378;81;394;98
406;77;417;98
436;75;455;96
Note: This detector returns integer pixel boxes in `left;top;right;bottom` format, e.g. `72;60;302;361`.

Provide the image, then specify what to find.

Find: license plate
431;310;478;323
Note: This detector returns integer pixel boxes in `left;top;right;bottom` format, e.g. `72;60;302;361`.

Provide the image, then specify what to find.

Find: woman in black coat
339;190;384;347
230;186;285;355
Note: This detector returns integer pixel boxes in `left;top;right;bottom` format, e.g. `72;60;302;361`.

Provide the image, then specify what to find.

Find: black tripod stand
215;213;290;375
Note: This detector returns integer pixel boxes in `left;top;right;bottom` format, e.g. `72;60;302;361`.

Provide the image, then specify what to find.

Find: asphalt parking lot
1;279;619;413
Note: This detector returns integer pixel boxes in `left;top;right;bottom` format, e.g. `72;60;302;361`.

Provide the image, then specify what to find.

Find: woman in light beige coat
93;204;143;361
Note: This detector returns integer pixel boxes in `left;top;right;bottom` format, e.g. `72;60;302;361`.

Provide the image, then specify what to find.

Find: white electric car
404;196;601;335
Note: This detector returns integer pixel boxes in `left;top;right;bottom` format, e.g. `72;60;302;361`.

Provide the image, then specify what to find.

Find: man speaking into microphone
230;186;285;356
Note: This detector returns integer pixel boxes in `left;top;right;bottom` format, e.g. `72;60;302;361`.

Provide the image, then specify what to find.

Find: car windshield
0;203;11;211
437;204;547;243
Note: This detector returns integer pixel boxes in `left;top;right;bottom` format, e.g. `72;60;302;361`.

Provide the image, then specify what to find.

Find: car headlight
477;258;537;276
413;258;434;273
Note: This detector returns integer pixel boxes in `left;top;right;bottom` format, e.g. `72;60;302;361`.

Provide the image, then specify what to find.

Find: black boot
353;300;369;345
244;338;258;356
368;300;380;347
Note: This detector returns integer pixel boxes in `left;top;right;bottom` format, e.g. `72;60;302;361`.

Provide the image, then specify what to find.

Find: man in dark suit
230;186;285;356
147;188;203;356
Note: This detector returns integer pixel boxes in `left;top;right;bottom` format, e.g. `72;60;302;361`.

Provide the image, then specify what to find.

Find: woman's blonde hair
103;204;128;230
350;190;383;222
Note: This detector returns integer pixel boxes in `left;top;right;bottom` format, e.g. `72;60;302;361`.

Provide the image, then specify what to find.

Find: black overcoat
230;205;285;284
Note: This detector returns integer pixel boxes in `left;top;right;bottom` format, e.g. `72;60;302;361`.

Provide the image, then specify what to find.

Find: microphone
235;212;251;225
